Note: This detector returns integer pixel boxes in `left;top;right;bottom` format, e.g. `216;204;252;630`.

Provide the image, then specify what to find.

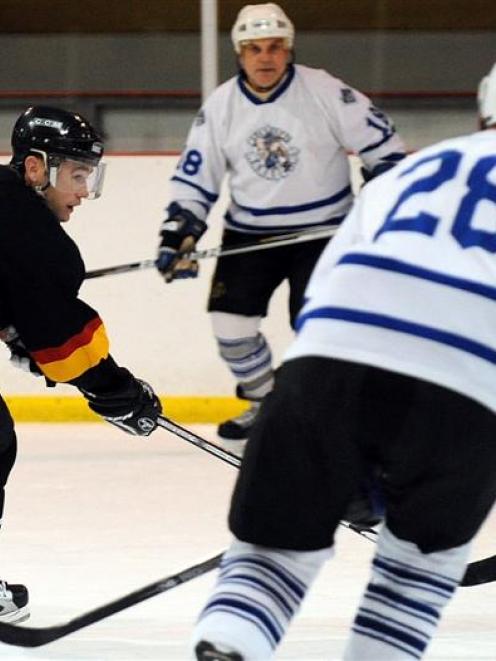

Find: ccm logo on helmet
32;118;63;130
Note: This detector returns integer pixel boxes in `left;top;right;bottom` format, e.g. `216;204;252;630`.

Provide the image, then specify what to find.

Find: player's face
239;38;290;91
44;160;92;223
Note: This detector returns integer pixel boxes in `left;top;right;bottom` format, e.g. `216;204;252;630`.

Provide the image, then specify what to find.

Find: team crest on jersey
245;125;299;180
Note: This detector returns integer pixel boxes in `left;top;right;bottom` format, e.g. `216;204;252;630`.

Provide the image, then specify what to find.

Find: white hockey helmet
478;62;496;129
231;3;294;54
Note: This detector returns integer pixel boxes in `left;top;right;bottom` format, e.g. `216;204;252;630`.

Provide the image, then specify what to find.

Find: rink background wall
0;154;361;421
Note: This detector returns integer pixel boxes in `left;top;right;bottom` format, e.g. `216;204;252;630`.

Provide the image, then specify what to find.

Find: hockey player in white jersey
192;63;496;660
156;2;406;440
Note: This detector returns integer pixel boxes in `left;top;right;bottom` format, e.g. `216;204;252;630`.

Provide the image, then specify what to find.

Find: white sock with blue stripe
344;526;471;660
192;539;333;659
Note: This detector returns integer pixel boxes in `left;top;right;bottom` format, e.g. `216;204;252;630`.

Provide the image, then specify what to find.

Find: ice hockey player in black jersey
0;106;161;623
192;63;496;661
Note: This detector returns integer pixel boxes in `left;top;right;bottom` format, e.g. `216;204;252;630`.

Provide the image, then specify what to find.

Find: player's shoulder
0;166;37;217
400;131;494;168
295;64;339;86
295;64;363;103
362;131;492;198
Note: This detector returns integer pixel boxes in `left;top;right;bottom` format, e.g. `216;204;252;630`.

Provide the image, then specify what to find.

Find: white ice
2;423;496;660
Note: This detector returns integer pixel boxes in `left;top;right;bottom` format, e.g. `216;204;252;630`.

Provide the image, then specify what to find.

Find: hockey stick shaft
156;415;496;582
0;552;223;647
156;415;378;543
157;415;242;468
84;226;338;280
0;431;483;647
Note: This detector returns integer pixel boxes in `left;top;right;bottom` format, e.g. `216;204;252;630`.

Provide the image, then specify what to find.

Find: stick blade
0;553;223;647
461;555;496;587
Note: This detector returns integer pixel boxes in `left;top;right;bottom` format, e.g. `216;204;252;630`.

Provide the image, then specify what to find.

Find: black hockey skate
195;640;243;661
344;467;385;531
217;402;261;440
0;581;29;623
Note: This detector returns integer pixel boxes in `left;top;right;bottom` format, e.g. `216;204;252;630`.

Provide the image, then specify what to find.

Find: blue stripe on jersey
237;65;296;105
338;253;496;301
170;176;219;203
225;213;345;233
359;130;397;154
296;306;496;365
383;152;408;163
232;185;352;216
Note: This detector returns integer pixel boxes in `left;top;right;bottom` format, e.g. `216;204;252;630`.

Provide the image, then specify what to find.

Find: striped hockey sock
192;539;332;660
343;526;471;660
217;333;274;400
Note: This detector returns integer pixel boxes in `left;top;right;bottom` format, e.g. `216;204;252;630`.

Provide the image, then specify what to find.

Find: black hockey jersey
0;165;119;389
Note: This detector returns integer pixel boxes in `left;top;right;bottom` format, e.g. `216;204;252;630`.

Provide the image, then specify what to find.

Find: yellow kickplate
4;396;249;424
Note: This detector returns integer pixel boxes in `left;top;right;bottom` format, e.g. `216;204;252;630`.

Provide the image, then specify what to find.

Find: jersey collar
237;64;295;105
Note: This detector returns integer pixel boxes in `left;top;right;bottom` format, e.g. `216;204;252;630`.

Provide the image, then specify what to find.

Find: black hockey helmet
10;105;104;172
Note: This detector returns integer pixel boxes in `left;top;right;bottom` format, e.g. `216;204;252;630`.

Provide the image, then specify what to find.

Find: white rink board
0;154;362;396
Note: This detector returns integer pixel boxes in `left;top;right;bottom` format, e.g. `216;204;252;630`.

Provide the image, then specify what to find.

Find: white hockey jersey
169;64;405;235
286;130;496;413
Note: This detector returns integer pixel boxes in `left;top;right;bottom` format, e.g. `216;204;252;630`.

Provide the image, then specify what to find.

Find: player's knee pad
211;312;274;399
210;311;262;340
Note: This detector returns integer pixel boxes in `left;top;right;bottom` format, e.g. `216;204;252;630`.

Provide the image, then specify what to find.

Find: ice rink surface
2;422;496;660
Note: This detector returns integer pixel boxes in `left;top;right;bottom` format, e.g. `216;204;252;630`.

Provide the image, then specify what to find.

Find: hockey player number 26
375;149;496;253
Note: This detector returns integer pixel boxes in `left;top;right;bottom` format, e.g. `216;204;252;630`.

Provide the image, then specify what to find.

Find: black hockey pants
0;395;17;525
229;357;496;554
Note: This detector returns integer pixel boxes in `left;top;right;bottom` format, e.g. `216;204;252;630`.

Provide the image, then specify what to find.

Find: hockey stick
156;415;496;584
0;552;223;647
84;226;339;280
0;418;239;647
156;415;379;543
0;433;484;647
157;415;242;468
460;554;496;587
0;419;374;647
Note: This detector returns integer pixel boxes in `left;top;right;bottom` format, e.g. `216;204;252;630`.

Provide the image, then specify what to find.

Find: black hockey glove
81;376;162;436
361;158;404;185
0;325;43;377
156;207;207;283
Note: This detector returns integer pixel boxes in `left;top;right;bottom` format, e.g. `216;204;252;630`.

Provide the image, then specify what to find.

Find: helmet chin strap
34;176;51;195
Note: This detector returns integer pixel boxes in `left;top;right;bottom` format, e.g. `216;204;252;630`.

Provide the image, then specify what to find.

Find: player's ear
24;155;46;187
